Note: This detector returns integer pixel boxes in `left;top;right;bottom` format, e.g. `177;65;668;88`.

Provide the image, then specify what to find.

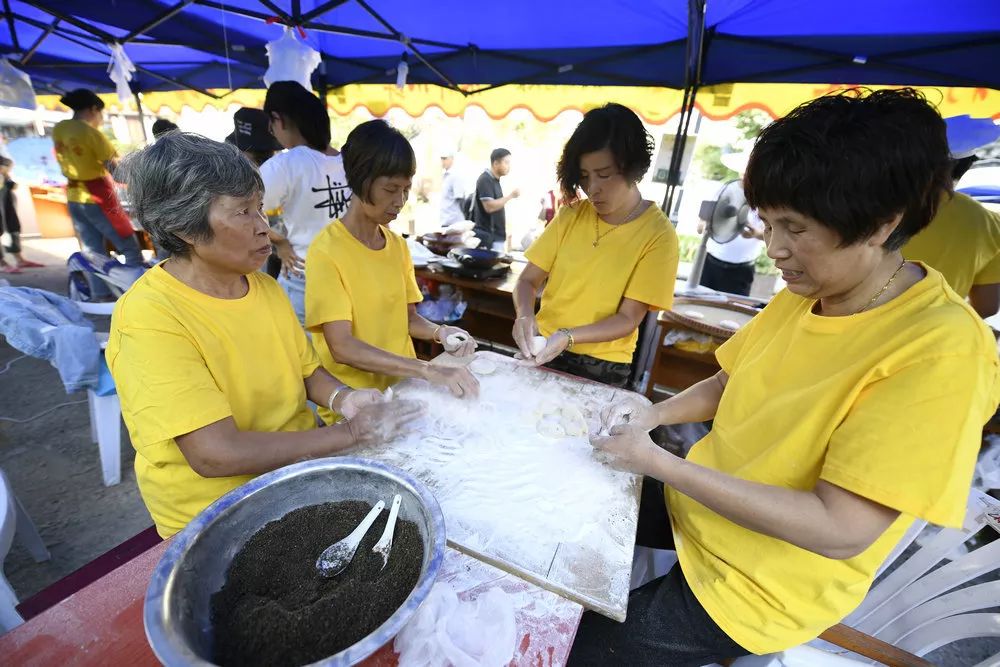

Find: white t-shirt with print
261;145;352;258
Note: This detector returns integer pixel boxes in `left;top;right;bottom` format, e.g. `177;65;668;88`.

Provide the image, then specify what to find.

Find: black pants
700;253;755;296
545;351;631;388
567;479;749;666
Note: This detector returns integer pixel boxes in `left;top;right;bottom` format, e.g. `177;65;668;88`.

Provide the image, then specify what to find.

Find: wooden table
646;316;725;396
415;261;524;348
0;540;583;666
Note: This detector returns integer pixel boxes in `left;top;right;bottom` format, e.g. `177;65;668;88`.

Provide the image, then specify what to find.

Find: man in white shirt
439;151;466;226
261;81;351;324
698;210;764;296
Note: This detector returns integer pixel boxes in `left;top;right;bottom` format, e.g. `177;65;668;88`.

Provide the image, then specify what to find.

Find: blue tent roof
0;1;997;97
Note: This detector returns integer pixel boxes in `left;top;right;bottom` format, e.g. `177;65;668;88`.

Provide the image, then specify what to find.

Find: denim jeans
278;273;306;327
69;202;142;298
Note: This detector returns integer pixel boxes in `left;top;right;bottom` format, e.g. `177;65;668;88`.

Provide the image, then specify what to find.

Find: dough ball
468;357;497;375
445;332;468;347
535;403;588;439
682;309;705;320
558;406;588;437
536;417;567;439
719;319;740;330
530;335;547;356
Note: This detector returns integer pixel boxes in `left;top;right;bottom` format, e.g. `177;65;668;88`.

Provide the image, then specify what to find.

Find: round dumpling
468;357;497;375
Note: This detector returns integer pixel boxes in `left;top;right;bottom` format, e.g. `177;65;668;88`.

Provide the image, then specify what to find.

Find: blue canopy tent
0;1;996;96
0;0;996;205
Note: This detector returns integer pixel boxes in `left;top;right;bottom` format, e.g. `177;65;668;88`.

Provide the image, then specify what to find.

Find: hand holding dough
445;332;467;347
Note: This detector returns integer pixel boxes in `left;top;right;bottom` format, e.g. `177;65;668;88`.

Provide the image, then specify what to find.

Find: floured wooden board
353;351;644;621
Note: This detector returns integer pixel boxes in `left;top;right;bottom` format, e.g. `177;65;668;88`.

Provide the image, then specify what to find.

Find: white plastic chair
0;469;50;633
87;389;122;487
74;315;122;488
728;489;1000;666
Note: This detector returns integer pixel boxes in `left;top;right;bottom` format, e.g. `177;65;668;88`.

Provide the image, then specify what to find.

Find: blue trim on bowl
144;457;447;666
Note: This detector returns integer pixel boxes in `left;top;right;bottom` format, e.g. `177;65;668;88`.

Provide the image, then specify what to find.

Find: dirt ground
0;237;997;665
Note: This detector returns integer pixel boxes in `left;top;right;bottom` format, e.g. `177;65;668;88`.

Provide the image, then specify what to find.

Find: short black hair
951;155;978;182
263;81;331;152
490;148;511;164
151;118;178;138
557;103;653;201
744;88;951;251
342;120;416;204
0;157;12;168
60;89;104;112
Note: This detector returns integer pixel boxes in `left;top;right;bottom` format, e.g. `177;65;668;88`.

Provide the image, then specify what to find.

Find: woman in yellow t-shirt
569;90;1000;664
52;88;142;301
107;133;421;537
305;120;478;425
512;104;679;387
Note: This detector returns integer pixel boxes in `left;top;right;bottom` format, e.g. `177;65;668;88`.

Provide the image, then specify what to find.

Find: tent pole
2;0;19;52
20;17;59;64
662;0;706;217
134;92;150;143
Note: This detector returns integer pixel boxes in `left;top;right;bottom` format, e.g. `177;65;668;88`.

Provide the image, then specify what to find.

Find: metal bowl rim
143;456;447;667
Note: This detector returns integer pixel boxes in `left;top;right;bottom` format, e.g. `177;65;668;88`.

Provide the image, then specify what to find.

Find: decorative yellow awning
38;83;1000;123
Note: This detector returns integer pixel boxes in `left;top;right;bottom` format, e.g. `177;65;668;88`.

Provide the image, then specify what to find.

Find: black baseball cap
225;107;282;152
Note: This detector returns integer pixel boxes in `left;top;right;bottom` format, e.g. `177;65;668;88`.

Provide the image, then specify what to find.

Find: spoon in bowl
315;500;385;578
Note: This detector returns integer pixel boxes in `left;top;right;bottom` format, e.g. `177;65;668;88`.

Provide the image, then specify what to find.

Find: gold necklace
593;198;645;248
854;259;906;314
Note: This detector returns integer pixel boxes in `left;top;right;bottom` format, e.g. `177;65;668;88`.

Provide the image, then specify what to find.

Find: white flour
353;353;641;618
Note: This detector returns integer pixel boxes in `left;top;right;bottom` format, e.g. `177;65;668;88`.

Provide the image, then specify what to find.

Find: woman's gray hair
118;132;264;257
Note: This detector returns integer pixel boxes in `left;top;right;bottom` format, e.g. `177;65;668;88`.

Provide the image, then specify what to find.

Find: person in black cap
225;107;283;277
224;107;282;167
261;81;351;325
151;118;178;139
52;88;142;300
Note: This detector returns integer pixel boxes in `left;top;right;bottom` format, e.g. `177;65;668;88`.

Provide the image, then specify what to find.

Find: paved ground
0;236;997;665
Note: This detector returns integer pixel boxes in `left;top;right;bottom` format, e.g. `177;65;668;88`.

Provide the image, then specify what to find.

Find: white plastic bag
107;44;136;103
395;582;516;667
263;27;320;90
0;59;36;110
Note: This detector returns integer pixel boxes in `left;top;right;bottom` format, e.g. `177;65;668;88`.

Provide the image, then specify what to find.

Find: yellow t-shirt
305;221;422;423
903;192;1000;298
52;119;116;205
666;265;1000;654
107;265;320;537
524;200;679;363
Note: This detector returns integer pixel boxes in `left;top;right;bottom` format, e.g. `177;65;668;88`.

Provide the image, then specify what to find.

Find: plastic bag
263;28;320;90
395;582;516;667
0;59;36;110
107;44;136;103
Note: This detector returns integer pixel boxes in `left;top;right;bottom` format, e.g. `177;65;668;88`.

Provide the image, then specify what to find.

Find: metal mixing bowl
144;457;446;666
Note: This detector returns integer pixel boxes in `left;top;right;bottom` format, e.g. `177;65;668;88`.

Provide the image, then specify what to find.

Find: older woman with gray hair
106;132;422;538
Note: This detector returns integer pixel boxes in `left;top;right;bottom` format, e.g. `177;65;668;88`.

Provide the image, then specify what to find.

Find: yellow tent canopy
39;83;1000;124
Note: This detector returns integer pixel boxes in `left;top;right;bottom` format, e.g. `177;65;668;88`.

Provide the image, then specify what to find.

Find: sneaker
15;260;44;268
